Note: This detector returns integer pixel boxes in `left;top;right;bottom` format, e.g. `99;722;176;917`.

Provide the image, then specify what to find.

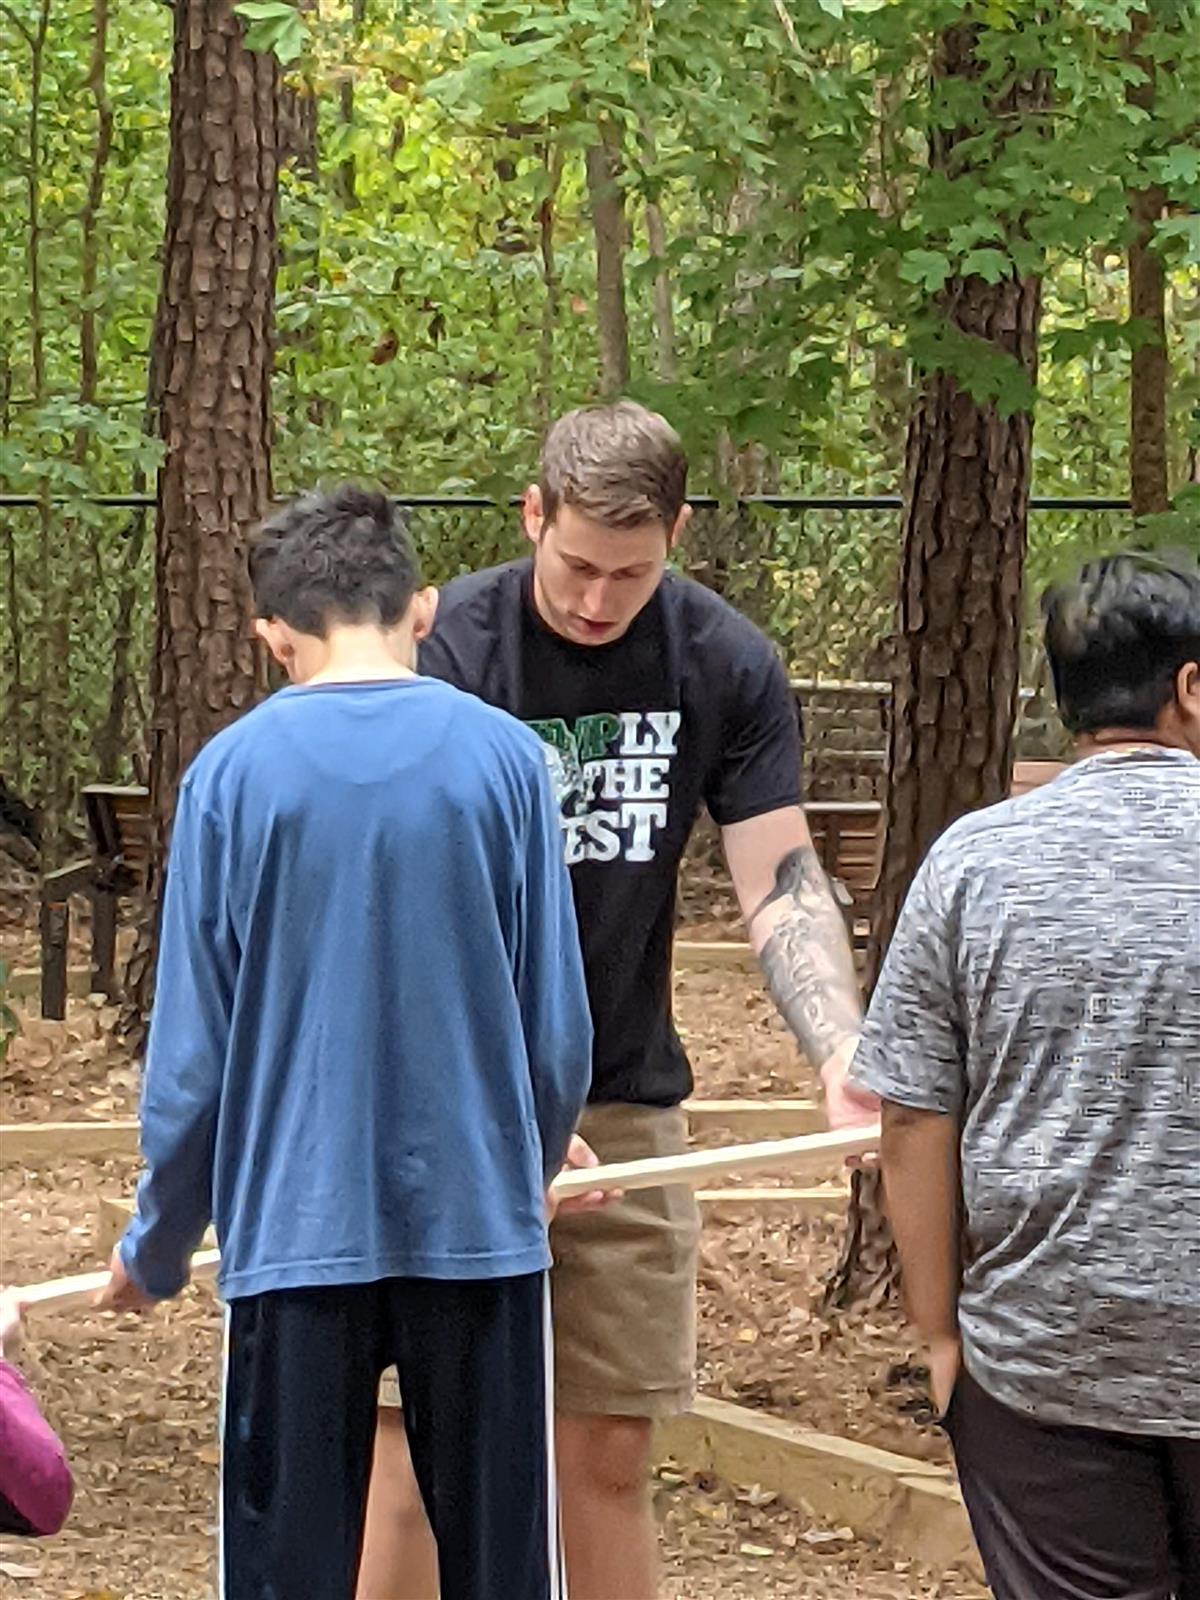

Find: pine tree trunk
585;126;630;398
825;22;1046;1313
124;0;279;1025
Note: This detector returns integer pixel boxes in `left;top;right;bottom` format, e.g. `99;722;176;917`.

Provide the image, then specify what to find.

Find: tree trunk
0;356;23;790
1126;6;1169;519
641;126;677;383
825;22;1046;1314
538;142;564;427
124;0;279;1025
336;0;367;207
585;126;630;397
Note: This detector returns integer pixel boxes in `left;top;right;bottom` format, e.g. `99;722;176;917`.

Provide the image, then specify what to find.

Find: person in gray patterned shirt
852;551;1200;1600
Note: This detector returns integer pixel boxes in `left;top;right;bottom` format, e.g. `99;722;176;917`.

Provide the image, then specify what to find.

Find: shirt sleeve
849;851;967;1116
704;642;803;826
120;779;238;1299
515;750;594;1183
0;1360;73;1537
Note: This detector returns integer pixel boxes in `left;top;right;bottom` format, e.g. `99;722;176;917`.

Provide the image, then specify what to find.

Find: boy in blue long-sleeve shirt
97;485;593;1600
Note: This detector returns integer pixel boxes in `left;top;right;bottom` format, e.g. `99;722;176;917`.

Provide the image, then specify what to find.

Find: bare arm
880;1100;962;1408
723;807;876;1123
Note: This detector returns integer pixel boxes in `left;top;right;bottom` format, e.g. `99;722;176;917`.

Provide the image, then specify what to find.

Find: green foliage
1;0;1198;841
234;0;307;63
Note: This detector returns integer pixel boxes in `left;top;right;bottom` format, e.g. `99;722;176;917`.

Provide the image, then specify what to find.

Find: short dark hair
1042;551;1200;734
541;402;688;532
248;485;421;637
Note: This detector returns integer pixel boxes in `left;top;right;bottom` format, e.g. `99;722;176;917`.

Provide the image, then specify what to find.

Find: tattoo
751;846;862;1067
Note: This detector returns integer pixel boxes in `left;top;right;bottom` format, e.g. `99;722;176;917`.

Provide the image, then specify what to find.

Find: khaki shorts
379;1102;700;1419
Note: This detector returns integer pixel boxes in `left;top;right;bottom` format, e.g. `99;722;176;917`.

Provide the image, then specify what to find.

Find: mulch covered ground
0;879;981;1600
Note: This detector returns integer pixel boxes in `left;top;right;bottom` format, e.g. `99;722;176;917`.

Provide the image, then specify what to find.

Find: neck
1075;727;1186;758
300;625;416;686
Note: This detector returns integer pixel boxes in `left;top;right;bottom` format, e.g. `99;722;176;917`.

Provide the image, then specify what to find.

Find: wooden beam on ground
657;1396;982;1580
673;940;757;974
685;1099;824;1137
95;1195;215;1258
6;966;91;1002
0;1119;140;1164
696;1185;846;1215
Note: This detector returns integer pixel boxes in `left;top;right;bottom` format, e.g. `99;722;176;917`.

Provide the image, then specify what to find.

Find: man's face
524;491;685;648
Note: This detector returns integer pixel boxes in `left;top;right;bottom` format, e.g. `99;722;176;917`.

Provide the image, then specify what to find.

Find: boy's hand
928;1333;963;1418
546;1135;617;1222
0;1288;26;1358
93;1247;156;1315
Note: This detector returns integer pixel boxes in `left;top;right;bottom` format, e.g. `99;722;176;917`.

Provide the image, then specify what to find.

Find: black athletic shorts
220;1273;563;1600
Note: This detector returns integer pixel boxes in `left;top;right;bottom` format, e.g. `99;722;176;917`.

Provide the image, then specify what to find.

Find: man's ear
411;586;439;645
522;485;545;547
668;504;692;553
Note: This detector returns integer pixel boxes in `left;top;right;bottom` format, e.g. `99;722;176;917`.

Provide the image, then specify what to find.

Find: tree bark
538;142;564;427
641;126;677;383
825;22;1047;1313
1126;6;1170;519
0;356;23;789
336;0;367;207
585;126;630;397
125;0;279;1023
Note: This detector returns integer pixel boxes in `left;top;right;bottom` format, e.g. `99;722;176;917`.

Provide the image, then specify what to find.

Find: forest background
1;0;1199;850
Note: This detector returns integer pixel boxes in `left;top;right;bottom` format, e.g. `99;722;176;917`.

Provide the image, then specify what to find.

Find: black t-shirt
419;559;803;1106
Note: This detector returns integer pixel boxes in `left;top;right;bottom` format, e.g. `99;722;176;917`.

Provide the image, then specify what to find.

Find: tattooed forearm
750;846;862;1067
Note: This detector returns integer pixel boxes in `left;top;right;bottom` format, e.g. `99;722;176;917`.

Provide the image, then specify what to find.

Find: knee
557;1414;653;1503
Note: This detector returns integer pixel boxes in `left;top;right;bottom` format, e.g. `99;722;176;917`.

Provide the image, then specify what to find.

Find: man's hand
546;1134;617;1223
0;1288;26;1358
820;1036;881;1170
93;1247;156;1315
928;1333;962;1418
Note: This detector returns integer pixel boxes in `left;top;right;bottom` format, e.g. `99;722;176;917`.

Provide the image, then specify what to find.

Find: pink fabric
0;1358;73;1536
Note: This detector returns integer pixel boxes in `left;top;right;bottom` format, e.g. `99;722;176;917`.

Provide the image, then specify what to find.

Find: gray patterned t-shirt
852;748;1200;1435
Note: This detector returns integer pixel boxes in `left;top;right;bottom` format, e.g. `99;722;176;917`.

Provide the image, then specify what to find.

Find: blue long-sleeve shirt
120;677;593;1301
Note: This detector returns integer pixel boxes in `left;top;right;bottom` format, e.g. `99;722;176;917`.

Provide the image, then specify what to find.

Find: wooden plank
19;1127;877;1318
0;1120;140;1163
553;1125;878;1198
657;1396;983;1580
697;1185;846;1214
21;1251;221;1315
674;940;757;973
685;1099;824;1137
95;1196;216;1258
6;965;91;1002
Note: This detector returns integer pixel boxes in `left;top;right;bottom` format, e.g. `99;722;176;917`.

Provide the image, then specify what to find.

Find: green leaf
900;249;952;293
1151;145;1200;187
815;0;844;14
961;248;1011;284
516;78;574;120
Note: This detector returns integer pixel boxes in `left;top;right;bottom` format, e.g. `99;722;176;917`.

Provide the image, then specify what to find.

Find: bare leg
556;1413;658;1600
356;1409;439;1600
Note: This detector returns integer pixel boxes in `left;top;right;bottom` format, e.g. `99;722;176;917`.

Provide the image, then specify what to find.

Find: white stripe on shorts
218;1305;230;1600
543;1274;567;1600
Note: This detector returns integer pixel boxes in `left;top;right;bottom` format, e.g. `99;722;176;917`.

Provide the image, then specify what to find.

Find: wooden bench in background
40;785;151;1020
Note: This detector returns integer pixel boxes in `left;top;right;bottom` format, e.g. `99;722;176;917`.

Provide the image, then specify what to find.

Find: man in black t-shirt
358;403;878;1600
